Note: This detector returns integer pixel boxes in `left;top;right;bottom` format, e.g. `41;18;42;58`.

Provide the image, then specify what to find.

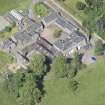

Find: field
41;57;105;105
0;51;15;72
33;2;49;18
0;0;30;14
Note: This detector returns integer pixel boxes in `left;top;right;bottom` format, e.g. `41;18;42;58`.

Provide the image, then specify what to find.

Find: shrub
76;1;86;10
5;26;12;32
53;29;62;38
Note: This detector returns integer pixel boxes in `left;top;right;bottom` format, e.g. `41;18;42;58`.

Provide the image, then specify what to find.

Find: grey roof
54;31;85;51
15;31;32;44
20;37;60;59
43;12;58;24
56;16;76;32
26;21;43;33
14;22;42;43
21;42;54;59
5;13;18;23
2;38;15;49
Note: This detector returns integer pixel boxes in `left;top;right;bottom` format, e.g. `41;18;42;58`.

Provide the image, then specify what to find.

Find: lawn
33;2;49;18
0;51;15;72
0;82;19;105
0;0;30;14
41;57;105;105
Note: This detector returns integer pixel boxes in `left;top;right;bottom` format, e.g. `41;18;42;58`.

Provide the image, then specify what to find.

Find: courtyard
41;24;64;44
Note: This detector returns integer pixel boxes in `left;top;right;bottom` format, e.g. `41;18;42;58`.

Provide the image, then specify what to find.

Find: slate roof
1;38;15;49
43;12;58;24
26;21;43;33
14;30;39;44
56;16;76;32
43;11;77;32
54;31;85;51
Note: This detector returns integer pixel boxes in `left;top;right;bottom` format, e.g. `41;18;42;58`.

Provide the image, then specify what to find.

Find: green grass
0;82;19;105
0;51;15;72
41;57;105;105
33;2;49;18
0;0;30;14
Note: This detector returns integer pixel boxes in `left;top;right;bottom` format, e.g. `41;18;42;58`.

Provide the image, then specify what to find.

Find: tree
29;54;47;76
69;80;79;92
5;26;12;32
85;0;103;11
94;39;104;55
85;0;93;7
52;55;69;78
3;71;25;97
82;20;93;42
67;66;76;79
18;73;41;105
71;52;82;71
76;1;86;10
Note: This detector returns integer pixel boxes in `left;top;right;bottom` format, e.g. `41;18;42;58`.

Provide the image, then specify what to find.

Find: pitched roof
54;31;85;51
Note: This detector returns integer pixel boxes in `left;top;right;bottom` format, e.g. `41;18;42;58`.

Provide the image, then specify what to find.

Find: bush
53;29;62;38
5;26;12;32
69;80;79;92
76;1;86;10
94;39;104;56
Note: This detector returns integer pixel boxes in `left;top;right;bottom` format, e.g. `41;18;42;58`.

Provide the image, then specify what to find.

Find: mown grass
0;83;19;105
41;57;105;105
33;2;49;18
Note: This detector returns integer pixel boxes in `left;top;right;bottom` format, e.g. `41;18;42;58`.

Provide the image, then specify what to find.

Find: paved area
82;46;96;65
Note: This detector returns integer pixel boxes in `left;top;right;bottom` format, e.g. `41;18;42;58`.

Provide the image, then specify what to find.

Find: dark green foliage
3;71;25;97
85;0;93;7
85;0;103;9
69;80;79;92
52;55;69;78
94;39;104;55
5;26;12;32
29;54;47;76
18;73;41;105
76;1;86;10
71;52;82;71
3;70;42;105
52;55;78;78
